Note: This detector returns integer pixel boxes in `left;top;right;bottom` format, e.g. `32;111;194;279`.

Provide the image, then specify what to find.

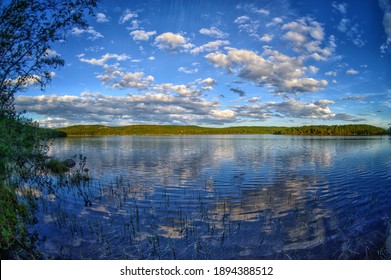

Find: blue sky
15;0;391;128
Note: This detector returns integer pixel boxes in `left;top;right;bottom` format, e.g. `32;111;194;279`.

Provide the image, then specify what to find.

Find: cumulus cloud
281;17;336;60
98;71;154;90
233;99;335;121
155;84;202;97
260;34;273;42
96;13;109;23
205;47;328;94
210;109;236;120
154;32;194;53
190;40;230;54
325;71;337;76
266;17;283;27
308;66;319;74
71;27;103;41
129;30;157;41
346;69;359;75
5;72;56;91
201;78;217;86
119;9;138;24
15;91;236;127
199;27;228;39
255;8;270;15
79;53;131;66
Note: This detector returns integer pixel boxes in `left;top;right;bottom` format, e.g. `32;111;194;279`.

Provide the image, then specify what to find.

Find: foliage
274;124;387;136
0;182;41;259
45;158;69;174
0;115;49;182
56;124;388;136
0;0;98;116
39;127;67;138
56;124;285;136
0;0;97;259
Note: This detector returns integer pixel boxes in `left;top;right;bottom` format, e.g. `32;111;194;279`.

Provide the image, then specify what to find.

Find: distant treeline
39;127;67;138
274;124;388;136
56;125;283;136
56;124;389;136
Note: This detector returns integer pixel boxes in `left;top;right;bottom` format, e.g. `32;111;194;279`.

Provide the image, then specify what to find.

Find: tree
0;0;97;117
0;0;98;259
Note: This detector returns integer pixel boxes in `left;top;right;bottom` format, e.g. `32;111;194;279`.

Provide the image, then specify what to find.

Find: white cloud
333;3;366;47
206;47;328;94
308;66;319;74
210;109;236;120
190;40;230;54
201;78;217;86
234;16;260;39
332;2;348;14
15;89;238;126
234;16;250;24
266;17;283;27
199;27;228;39
337;18;349;33
96;13;109;23
45;49;60;57
71;27;103;41
130;30;157;41
79;53;131;66
255;9;270;15
6;72;56;89
119;9;138;24
379;0;391;53
346;69;359;75
325;71;337;76
178;67;198;74
281;17;335;60
128;20;140;30
98;71;154;90
233;99;339;121
260;34;273;42
236;3;270;16
152;83;201;97
154;32;194;53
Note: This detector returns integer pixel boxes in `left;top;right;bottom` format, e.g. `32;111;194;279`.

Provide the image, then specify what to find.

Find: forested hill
56;125;283;136
274;124;388;136
56;124;389;136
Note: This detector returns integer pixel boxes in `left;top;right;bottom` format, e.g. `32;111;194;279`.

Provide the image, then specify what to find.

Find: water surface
35;135;391;259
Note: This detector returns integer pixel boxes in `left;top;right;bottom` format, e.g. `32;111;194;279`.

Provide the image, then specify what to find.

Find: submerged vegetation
56;124;389;136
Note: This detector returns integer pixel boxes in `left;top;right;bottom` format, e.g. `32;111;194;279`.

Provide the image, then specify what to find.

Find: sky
14;0;391;128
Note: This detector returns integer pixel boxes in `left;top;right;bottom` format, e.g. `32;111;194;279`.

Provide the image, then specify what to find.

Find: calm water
34;135;391;259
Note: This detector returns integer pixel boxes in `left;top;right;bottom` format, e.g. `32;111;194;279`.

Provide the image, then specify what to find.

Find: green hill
56;125;283;136
273;124;388;136
55;124;388;136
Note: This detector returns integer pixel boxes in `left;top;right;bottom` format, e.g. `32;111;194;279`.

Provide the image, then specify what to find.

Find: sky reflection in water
38;135;391;259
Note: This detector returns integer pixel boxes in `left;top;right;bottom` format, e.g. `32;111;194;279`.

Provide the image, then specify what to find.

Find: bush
45;159;69;174
0;183;40;259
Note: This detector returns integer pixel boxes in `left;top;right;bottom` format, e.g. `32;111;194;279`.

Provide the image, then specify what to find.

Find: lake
34;135;391;259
